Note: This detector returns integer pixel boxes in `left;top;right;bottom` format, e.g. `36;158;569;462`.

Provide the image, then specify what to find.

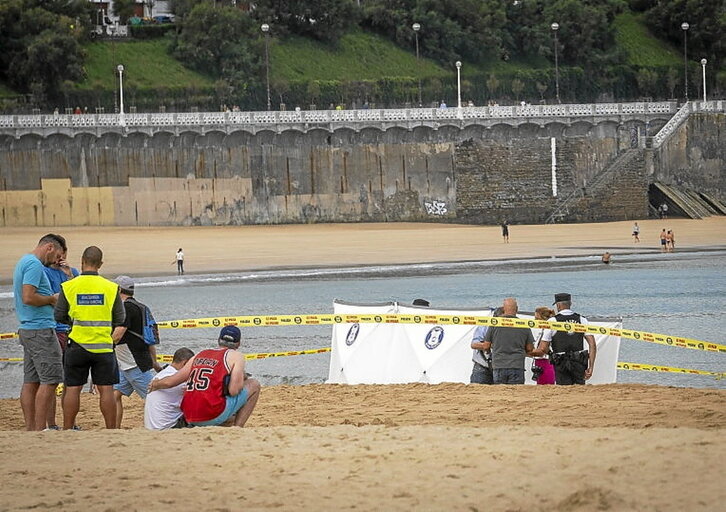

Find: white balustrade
1;101;720;133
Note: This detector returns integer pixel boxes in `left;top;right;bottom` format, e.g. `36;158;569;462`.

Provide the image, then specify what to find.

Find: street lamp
701;58;707;103
412;22;422;107
551;22;561;104
455;61;462;118
681;22;689;101
261;23;271;111
117;64;125;125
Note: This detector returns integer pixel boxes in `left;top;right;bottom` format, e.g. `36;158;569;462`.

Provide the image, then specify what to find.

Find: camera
531;363;544;381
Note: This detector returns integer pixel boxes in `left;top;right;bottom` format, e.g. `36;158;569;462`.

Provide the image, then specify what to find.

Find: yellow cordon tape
1;313;724;353
617;362;725;379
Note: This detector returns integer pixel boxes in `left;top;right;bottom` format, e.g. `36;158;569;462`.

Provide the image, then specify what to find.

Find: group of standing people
659;228;676;252
470;293;597;386
13;234;259;431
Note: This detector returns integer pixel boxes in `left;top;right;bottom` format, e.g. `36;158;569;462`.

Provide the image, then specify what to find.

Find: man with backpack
111;275;162;428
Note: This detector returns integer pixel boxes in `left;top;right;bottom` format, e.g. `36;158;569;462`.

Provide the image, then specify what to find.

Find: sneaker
68;425;82;431
43;426;61;431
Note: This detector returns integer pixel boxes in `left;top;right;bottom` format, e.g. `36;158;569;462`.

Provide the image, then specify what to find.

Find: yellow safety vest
62;275;119;353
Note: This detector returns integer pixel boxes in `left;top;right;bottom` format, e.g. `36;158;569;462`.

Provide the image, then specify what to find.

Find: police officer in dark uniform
530;293;597;385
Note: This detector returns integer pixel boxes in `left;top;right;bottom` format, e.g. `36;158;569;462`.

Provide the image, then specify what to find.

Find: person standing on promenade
55;246;125;429
660;229;667;252
531;293;597;385
174;248;184;275
144;347;194;430
469;307;503;385
632;222;640;242
43;247;79;429
661;203;668;219
13;234;66;430
111;275;162;428
501;220;509;243
481;299;535;385
150;326;260;427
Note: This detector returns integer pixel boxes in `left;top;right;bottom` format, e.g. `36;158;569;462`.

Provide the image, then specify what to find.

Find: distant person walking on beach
501;220;509;243
601;252;611;264
660;229;667;252
666;230;675;252
13;234;66;430
55;246;125;429
144;347;194;430
481;299;535;385
532;293;597;385
174;248;184;275
150;326;260;427
469;307;503;385
632;222;640;242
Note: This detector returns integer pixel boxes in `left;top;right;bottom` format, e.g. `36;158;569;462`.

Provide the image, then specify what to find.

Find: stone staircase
546;149;641;224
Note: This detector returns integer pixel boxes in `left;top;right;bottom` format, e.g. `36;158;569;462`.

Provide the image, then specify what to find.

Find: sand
1;217;725;282
0;384;724;511
1;219;725;510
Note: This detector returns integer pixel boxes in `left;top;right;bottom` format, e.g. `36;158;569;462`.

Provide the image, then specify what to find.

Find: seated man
144;347;194;430
149;326;260;427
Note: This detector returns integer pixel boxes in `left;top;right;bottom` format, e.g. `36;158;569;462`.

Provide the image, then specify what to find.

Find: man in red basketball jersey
149;326;260;427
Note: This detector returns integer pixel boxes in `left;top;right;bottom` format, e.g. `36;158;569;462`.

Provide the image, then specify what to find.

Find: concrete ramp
698;192;726;215
650;182;722;219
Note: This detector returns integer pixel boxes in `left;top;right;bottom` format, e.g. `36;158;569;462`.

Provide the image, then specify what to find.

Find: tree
173;3;262;95
253;0;359;43
635;68;658;97
113;0;136;24
536;81;548;102
666;67;678;99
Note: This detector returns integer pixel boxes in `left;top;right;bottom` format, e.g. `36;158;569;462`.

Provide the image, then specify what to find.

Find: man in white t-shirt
144;347;194;430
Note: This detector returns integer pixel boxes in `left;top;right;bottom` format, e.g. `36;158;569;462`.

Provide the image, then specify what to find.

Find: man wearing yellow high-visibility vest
54;246;125;429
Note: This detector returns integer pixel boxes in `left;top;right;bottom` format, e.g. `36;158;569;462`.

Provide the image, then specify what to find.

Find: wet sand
1;217;725;283
0;384;724;511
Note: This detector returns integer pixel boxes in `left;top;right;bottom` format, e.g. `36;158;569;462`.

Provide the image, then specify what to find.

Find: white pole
551;137;558;197
117;64;125;126
455;61;462;119
701;58;707;103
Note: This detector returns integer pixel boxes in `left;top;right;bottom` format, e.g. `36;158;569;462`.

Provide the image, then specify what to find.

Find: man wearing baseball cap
530;293;597;385
149;326;260;427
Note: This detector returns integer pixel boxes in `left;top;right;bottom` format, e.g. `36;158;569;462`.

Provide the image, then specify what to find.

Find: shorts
115;366;153;398
661;239;667;245
56;331;68;353
64;341;119;387
190;389;249;427
19;328;63;385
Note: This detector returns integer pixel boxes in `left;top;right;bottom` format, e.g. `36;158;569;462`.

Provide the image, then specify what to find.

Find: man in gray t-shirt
482;298;535;385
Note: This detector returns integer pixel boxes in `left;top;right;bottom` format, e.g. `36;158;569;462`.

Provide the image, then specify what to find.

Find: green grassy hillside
0;81;20;98
271;30;447;81
79;39;214;90
613;11;681;67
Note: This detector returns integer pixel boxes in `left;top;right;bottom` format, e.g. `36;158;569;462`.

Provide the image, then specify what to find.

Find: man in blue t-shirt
13;233;67;431
43;248;79;429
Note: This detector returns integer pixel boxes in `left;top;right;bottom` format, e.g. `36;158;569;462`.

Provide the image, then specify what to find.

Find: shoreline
1;218;724;285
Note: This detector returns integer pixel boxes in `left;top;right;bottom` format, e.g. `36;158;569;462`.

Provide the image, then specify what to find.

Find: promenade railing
0;101;692;131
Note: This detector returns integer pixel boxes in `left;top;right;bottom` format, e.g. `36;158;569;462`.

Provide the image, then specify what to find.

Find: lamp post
700;58;707;103
117;64;125;125
455;60;462;119
412;22;422;107
551;22;561;104
681;22;689;101
261;23;271;111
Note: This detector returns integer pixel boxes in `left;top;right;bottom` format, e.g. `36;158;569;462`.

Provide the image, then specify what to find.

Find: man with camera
531;293;597;385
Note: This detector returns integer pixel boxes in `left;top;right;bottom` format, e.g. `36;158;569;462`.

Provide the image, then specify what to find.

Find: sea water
0;250;724;398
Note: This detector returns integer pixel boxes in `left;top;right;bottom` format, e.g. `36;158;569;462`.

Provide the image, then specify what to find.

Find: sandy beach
1;218;725;510
0;384;724;511
1;217;725;282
